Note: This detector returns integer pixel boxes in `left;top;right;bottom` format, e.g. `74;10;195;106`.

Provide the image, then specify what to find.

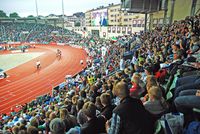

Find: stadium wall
74;26;144;39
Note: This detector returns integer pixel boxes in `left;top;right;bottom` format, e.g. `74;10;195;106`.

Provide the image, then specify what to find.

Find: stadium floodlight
35;0;39;17
61;0;65;38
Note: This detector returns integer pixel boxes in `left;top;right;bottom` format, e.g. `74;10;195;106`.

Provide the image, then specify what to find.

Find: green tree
9;12;20;18
27;15;34;18
0;10;7;17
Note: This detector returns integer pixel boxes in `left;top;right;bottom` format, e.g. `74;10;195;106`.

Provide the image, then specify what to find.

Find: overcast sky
0;0;120;17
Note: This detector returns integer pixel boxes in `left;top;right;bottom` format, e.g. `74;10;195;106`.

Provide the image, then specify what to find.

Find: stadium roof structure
121;0;163;14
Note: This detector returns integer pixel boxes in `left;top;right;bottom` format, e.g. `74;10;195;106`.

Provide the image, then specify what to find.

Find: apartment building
85;10;92;26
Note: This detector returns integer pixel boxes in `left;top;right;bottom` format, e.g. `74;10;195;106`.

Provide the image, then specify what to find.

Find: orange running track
0;45;87;114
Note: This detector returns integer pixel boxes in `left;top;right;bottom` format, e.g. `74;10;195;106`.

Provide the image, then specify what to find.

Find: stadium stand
0;22;81;44
0;14;200;134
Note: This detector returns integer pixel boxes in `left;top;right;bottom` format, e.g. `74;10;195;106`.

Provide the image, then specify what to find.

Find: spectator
12;126;19;134
50;118;65;134
60;108;77;132
144;86;168;115
76;99;87;126
119;57;125;71
27;126;38;134
107;81;155;134
100;93;115;120
130;73;144;98
81;102;106;134
95;96;103;111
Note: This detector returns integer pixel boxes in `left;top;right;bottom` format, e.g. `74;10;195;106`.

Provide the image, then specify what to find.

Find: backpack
184;121;200;134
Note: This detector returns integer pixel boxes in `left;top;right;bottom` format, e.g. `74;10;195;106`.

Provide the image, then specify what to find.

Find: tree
0;10;7;17
27;15;34;18
9;12;20;18
75;22;81;27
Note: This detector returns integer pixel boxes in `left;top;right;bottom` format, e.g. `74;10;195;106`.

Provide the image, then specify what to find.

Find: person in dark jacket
81;102;106;134
100;93;116;120
107;81;155;134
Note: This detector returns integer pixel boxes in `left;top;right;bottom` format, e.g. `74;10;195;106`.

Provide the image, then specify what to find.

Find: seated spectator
144;86;168;115
71;95;78;116
76;99;88;126
99;93;116;120
130;73;144;98
168;49;184;74
12;126;19;134
141;76;158;102
90;85;101;103
27;126;38;134
81;102;106;134
50;118;65;134
107;81;155;134
60;108;77;132
79;90;86;100
187;36;200;54
30;118;39;128
95;96;103;111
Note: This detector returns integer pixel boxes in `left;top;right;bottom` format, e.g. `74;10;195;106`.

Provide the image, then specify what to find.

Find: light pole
62;0;65;39
35;0;39;17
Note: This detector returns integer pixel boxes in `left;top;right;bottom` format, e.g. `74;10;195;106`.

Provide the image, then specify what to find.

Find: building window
117;27;121;33
124;19;128;22
112;27;116;33
122;27;126;34
137;21;142;27
108;27;111;33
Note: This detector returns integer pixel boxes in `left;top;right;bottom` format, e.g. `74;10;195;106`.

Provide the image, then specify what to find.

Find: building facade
85;10;92;26
85;4;145;27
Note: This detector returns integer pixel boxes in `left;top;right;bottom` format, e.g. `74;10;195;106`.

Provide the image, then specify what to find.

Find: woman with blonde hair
146;75;158;91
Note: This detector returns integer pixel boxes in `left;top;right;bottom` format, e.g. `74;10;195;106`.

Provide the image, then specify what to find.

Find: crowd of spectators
0;22;80;44
0;14;200;134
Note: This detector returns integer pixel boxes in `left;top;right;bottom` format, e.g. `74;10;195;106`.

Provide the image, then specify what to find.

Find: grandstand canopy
121;0;162;13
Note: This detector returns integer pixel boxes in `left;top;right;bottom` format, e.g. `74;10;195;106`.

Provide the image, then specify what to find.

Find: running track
0;45;87;114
